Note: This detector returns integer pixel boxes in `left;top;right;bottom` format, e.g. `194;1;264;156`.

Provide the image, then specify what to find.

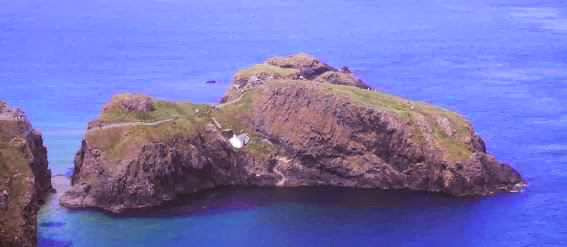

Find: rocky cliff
60;53;526;213
0;101;53;247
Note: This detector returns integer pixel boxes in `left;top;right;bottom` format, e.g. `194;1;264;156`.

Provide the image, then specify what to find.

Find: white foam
509;7;567;34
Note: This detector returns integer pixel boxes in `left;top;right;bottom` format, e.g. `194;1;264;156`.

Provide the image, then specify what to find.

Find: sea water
1;0;567;246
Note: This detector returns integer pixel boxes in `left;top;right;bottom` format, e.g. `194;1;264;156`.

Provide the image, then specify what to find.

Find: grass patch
98;95;210;124
233;64;299;81
0;145;33;239
88;97;213;165
88;118;209;165
213;93;277;156
212;92;256;133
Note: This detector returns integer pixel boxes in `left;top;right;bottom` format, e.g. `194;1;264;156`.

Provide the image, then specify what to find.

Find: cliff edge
0;101;53;247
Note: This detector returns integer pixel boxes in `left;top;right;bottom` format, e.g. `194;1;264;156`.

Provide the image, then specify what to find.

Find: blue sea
1;0;567;246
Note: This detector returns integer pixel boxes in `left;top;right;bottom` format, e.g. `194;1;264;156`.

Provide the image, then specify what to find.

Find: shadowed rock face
0;101;53;247
60;54;526;214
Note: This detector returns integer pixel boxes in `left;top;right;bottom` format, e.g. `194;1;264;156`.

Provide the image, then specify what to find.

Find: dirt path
88;118;176;133
214;94;245;109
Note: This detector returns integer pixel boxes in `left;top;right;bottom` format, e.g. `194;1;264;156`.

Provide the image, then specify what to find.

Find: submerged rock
0;100;53;247
60;54;526;214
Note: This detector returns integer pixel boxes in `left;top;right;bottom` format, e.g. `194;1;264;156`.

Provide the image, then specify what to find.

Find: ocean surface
1;0;567;246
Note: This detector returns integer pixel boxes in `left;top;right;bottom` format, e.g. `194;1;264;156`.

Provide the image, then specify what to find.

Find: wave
509;7;567;33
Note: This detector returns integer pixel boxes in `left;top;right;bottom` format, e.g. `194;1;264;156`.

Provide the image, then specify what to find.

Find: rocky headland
60;53;526;213
0;101;53;247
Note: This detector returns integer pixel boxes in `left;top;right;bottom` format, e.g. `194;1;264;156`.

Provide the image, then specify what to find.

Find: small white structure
229;135;243;148
229;133;250;149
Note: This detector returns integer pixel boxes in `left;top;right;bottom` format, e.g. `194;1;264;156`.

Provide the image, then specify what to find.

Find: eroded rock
315;71;370;89
222;53;353;102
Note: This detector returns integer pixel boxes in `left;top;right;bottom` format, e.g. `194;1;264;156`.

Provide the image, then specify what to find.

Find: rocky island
0;101;53;247
60;53;526;213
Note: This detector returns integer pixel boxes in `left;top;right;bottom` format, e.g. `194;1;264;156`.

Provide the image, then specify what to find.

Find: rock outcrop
0;101;53;247
221;53;370;103
61;53;526;213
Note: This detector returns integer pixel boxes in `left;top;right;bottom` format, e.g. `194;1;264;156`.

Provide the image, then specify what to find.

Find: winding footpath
86;117;294;187
214;93;245;109
87;118;176;133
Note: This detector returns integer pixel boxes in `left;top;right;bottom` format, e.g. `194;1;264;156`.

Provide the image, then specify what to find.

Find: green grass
214;93;279;156
88;118;210;165
0;144;33;241
88;96;214;164
212;92;256;134
98;97;211;124
233;64;299;81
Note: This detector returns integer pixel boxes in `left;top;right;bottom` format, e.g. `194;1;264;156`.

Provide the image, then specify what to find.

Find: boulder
102;93;155;114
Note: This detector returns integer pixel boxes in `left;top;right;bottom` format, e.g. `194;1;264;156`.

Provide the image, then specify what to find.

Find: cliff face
0;101;53;247
61;54;526;213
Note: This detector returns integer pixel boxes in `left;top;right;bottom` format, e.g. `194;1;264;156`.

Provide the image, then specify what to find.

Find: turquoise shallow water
1;0;567;246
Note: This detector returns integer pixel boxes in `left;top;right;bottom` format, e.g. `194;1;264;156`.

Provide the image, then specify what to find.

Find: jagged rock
60;55;526;214
0;100;53;247
102;93;155;114
222;53;345;103
87;94;159;129
265;53;334;71
315;71;371;89
340;66;352;74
